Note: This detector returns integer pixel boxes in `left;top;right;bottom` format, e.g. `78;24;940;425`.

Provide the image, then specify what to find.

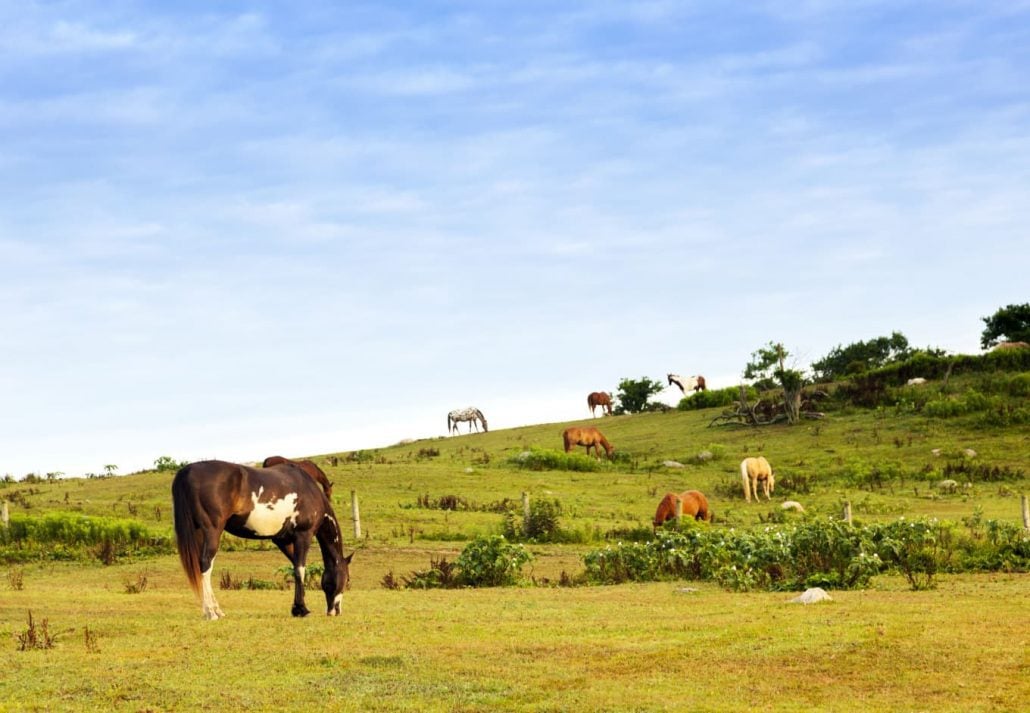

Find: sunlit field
2;372;1029;711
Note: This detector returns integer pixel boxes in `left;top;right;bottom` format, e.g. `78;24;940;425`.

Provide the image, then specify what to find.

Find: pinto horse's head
323;551;353;616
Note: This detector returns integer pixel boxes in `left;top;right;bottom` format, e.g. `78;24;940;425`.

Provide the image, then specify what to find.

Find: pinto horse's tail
171;466;202;596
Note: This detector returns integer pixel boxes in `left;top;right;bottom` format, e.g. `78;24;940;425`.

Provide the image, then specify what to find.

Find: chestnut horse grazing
653;490;712;529
668;373;707;394
172;460;352;620
740;456;775;503
587;391;613;417
562;426;613;458
262;455;334;499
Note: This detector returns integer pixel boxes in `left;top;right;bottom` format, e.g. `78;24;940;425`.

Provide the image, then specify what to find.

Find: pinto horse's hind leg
198;530;225;620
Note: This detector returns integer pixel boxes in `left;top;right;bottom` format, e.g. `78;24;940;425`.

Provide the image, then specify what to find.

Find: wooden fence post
674;496;683;525
1;501;8;530
843;501;852;525
350;490;361;539
1021;494;1029;531
522;492;531;520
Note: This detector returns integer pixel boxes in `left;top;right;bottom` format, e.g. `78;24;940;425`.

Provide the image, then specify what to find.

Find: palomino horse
172;460;352;619
262;455;334;499
653;490;712;529
448;407;488;434
740;456;775;503
562;426;613;458
587;391;613;417
668;373;707;394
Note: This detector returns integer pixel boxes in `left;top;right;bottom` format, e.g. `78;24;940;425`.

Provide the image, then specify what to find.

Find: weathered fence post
522;491;531;520
843;501;852;524
1;501;8;530
350;490;361;539
1021;494;1029;531
674;496;683;525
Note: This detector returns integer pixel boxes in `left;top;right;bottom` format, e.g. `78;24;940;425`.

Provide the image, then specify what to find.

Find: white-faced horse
740;456;775;503
172;460;352;619
668;373;707;394
447;407;488;434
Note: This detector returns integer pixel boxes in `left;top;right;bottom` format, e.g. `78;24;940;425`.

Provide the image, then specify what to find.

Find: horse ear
344;552;354;565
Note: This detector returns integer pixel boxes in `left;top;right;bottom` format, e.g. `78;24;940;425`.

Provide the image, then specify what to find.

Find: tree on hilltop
981;303;1030;348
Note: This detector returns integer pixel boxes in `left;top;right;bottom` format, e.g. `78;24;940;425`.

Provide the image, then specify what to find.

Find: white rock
663;460;685;468
781;501;805;512
789;587;833;604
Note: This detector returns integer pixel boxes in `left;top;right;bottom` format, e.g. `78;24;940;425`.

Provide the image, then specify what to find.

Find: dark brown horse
172;460;351;619
587;391;613;417
262;455;334;499
562;426;613;458
653;490;712;530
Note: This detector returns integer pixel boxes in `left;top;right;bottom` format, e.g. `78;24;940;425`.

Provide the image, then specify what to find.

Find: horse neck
315;510;345;567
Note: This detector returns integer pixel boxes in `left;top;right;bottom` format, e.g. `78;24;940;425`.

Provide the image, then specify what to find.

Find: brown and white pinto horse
740;456;775;503
262;455;334;499
562;426;614;458
587;391;613;417
668;373;707;394
172;460;352;620
653;490;712;529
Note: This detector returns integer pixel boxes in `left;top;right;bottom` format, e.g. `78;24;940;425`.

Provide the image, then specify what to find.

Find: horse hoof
292;607;310;617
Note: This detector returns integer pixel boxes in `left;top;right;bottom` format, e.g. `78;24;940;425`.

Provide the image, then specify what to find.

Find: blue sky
2;1;1028;477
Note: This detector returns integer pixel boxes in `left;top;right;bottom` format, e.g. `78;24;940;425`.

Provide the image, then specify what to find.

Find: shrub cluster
1;512;171;563
583;517;1030;592
677;386;758;411
382;535;533;590
507;448;603;472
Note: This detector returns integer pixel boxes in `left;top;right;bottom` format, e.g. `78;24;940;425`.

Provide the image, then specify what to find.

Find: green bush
454;536;532;587
677;386;758;411
508;448;603;472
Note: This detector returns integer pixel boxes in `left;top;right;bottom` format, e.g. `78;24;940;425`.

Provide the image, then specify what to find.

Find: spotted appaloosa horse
653;490;712;529
172;460;352;620
562;426;614;458
740;456;775;503
668;373;707;394
262;455;334;499
448;407;488;434
587;391;613;417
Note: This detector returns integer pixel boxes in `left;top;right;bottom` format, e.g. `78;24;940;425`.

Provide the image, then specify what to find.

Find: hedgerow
582;516;1030;591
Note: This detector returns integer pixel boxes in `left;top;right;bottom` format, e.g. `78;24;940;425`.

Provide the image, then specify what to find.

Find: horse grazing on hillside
172;460;352;620
740;456;775;503
587;391;613;417
562;426;614;459
447;407;488;435
262;455;334;499
653;490;712;530
668;373;707;394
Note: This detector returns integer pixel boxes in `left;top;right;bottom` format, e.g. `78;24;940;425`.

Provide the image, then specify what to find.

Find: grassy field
2;371;1029;711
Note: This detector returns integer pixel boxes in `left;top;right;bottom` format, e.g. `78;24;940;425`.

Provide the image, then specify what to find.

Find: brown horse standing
587;391;613;417
172;460;351;619
262;455;334;499
562;426;614;458
653;490;712;529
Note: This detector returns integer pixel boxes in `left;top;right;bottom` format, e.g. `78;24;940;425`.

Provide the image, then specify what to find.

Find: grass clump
508;448;603;472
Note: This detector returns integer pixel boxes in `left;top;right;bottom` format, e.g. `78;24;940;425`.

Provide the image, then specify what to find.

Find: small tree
981;303;1030;348
614;376;665;414
103;465;119;477
744;342;805;424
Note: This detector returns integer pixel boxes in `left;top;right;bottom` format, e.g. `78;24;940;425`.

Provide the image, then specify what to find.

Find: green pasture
2;367;1029;710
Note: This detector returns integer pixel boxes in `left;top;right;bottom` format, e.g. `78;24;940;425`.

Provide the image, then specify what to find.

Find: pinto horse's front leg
277;535;313;617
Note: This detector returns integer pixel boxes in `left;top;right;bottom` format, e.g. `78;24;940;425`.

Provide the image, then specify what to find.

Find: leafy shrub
454;536;532;587
677;386;758;411
508;448;602;472
866;519;947;590
503;498;565;542
2;512;170;563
